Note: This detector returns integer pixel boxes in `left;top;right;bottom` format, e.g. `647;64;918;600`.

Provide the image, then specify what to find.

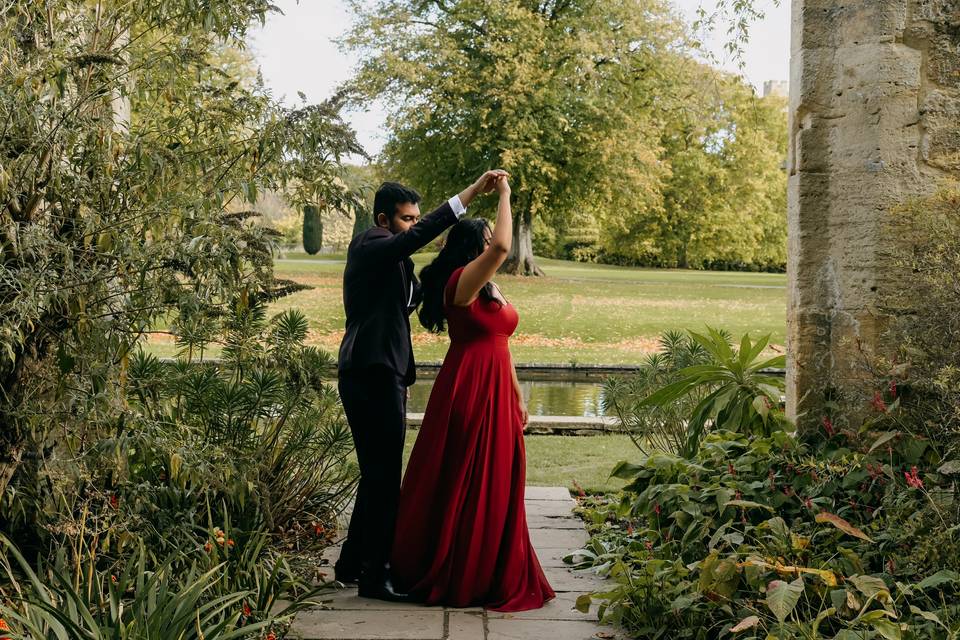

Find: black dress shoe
357;573;417;603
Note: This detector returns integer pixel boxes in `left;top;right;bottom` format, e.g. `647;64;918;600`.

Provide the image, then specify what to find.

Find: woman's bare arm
454;177;512;306
510;353;529;430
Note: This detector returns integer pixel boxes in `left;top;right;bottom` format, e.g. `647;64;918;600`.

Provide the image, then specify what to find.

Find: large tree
343;0;685;275
0;2;360;496
599;66;788;269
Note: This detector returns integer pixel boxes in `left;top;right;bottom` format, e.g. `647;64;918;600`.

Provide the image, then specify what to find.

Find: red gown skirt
390;267;554;611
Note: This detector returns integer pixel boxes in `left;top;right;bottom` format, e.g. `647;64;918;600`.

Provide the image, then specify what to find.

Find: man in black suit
336;170;507;601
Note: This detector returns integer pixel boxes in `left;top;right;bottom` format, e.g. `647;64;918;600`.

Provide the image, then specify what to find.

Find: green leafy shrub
0;534;327;640
608;328;786;457
603;331;713;455
573;322;960;638
127;304;358;535
881;185;960;455
569;429;960;638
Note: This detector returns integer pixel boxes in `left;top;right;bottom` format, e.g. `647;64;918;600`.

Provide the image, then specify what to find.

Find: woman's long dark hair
419;218;500;333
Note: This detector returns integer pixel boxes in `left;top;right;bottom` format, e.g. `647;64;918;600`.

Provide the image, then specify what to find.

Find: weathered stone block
928;34;960;89
797;0;908;49
909;0;960;26
920;90;960;170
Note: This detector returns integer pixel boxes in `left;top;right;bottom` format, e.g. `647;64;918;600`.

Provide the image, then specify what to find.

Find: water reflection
408;379;607;417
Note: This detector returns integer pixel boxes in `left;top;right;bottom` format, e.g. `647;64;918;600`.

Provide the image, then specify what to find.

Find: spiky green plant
634;327;787;457
603;330;715;455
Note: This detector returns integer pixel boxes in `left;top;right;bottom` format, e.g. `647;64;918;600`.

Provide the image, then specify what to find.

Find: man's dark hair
373;182;421;223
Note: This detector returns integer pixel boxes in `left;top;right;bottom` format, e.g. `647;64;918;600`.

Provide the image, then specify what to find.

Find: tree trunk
499;207;544;276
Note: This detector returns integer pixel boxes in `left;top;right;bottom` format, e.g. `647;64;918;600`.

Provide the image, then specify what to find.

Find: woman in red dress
389;175;554;612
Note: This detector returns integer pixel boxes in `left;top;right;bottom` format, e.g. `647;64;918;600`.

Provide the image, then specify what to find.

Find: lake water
408;379;608;417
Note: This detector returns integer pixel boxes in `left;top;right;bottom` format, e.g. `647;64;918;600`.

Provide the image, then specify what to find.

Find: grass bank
146;252;786;365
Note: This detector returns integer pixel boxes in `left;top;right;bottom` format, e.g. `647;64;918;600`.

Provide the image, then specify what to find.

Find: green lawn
401;433;635;494
149;252;786;365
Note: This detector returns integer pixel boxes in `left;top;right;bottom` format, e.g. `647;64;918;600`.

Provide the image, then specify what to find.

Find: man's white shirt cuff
448;195;467;218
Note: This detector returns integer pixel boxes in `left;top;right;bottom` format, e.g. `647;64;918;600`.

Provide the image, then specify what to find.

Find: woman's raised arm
453;177;512;306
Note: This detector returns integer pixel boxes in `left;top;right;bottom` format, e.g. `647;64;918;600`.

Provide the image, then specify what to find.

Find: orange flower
0;618;9;630
266;632;276;640
203;541;212;553
227;538;235;547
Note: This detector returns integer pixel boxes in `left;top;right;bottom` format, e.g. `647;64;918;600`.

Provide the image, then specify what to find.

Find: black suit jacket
337;201;459;386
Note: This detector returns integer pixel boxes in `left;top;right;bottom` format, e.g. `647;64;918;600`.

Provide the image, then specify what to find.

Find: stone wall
786;0;960;428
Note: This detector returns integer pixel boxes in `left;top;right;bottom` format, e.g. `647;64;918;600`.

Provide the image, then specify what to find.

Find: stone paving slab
485;591;601;622
291;609;445;639
290;487;617;640
447;612;486;640
524;486;575;502
487;619;623;640
529;527;589;550
527;515;585;530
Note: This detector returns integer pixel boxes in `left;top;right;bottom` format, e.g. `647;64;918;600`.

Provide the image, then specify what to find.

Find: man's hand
459;169;509;207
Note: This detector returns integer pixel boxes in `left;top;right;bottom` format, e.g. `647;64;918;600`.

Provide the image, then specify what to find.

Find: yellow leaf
815;511;875;542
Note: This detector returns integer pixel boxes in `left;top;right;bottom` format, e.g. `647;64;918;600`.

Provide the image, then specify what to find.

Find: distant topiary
302;204;323;254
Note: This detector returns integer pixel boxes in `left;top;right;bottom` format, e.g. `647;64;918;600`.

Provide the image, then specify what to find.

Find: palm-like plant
126;300;358;534
603;330;714;455
635;327;787;457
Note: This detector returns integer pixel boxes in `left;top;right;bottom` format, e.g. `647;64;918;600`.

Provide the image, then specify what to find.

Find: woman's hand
495;175;511;196
517;394;529;432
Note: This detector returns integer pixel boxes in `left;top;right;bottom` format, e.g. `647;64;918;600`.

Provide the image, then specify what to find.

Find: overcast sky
249;1;790;157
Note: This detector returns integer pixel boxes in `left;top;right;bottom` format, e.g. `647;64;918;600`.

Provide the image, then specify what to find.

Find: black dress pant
336;365;407;578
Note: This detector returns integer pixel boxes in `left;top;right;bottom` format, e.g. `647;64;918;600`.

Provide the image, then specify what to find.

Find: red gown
390;267;555;611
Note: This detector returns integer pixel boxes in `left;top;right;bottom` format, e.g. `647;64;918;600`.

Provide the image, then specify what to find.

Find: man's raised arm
355;170;508;264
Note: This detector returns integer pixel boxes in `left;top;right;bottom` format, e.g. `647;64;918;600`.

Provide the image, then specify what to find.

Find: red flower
243;601;252;617
314;524;325;537
871;391;887;413
111;574;117;584
266;632;277;640
109;494;119;509
822;416;835;437
904;466;924;489
0;618;9;631
653;501;661;515
889;380;898;398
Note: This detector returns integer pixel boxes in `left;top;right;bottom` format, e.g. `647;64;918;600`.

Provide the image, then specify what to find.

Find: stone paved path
289;486;624;640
